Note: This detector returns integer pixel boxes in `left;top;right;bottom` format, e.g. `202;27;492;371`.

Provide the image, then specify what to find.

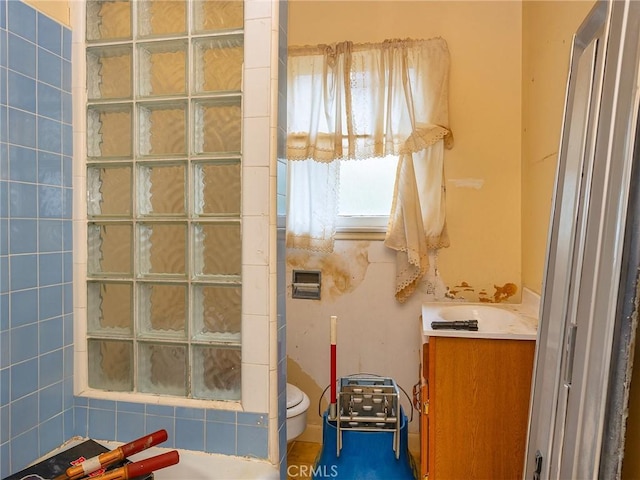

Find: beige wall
287;0;523;443
521;0;594;295
23;0;69;26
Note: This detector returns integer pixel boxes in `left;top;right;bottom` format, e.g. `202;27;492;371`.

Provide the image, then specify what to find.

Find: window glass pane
87;0;131;42
138;343;187;395
138;102;187;157
192;285;241;341
193;222;241;278
193;36;243;94
338;155;397;216
192;345;241;400
138;163;186;216
88;223;132;274
192;1;243;33
88;281;133;334
88;339;133;391
87;105;132;159
87;46;132;100
138;0;187;37
138;41;188;97
138;283;187;338
193;161;240;216
192;99;241;155
87;165;132;217
138;223;187;276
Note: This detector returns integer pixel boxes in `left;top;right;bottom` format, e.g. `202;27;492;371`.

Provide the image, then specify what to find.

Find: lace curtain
286;37;453;301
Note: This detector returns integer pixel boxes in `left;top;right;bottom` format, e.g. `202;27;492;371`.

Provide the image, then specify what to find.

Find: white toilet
286;383;310;442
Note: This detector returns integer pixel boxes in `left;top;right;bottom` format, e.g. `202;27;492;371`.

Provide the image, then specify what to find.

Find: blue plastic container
311;408;417;480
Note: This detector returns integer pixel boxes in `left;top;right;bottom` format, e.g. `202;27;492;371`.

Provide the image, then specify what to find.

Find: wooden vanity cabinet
419;336;535;479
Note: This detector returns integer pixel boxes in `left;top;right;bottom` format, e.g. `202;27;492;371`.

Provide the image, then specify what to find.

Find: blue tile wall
69;403;269;461
7;1;35;42
0;1;74;476
277;5;288;475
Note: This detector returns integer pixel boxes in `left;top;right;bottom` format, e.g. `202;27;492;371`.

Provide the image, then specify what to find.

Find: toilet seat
286;383;310;418
287;383;304;409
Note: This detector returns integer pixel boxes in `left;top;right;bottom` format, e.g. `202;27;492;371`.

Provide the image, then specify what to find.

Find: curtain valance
287;37;453;163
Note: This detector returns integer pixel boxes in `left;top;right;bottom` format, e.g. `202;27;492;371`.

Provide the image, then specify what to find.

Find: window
336;155;399;232
83;0;244;401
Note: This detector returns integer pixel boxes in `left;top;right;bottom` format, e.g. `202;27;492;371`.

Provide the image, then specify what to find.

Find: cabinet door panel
429;337;534;479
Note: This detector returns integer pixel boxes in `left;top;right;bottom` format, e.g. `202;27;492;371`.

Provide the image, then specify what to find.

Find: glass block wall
84;0;243;401
0;1;75;475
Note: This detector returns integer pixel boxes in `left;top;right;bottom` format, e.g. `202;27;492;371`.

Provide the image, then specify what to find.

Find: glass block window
85;0;243;401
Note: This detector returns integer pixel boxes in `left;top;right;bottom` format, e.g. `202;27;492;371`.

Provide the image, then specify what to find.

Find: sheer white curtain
287;38;453;301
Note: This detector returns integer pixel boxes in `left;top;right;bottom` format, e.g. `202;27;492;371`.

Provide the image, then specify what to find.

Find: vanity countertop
421;301;538;342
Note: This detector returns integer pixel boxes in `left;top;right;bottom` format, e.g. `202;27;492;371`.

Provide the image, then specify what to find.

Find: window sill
335;229;387;241
335;215;389;241
75;387;244;411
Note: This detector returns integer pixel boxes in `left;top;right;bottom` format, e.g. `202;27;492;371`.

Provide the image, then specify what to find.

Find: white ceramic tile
270;27;279;80
74;334;88;393
269;78;279;128
242;264;270;316
72;261;86;309
72;178;86;219
243;216;269;266
72;220;87;261
269;312;278;368
242;116;270;167
243;67;271;118
73;305;87;349
72;89;87;131
245;0;273;20
272;0;281;22
72;131;86;172
244;18;271;69
269;173;277;226
70;2;86;38
241;363;269;413
242;166;270;216
242;314;270;366
269;272;277;319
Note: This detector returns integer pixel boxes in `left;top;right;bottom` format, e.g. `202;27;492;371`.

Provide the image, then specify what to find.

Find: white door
525;0;640;478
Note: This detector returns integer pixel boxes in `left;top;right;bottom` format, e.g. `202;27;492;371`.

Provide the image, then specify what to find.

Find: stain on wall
484;282;519;303
287;241;371;300
446;281;519;303
287;357;327;428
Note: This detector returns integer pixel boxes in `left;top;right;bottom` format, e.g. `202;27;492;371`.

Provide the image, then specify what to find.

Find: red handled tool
54;430;169;480
77;450;179;480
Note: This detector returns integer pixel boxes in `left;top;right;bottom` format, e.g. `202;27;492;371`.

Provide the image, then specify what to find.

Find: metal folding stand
336;375;401;459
